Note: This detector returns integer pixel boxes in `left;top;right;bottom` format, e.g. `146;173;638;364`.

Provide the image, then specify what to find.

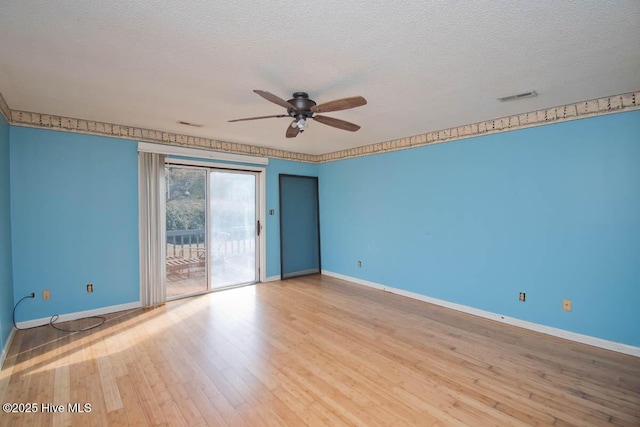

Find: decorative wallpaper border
0;92;10;123
318;91;640;163
9;109;317;163
3;90;639;163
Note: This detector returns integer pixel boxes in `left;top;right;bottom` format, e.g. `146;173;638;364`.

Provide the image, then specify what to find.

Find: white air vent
498;91;537;102
177;121;204;128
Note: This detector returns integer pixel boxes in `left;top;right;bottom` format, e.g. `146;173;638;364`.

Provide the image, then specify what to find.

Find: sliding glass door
165;165;260;299
209;171;258;289
165;166;208;298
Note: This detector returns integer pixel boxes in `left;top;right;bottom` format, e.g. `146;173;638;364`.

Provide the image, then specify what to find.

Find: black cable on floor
49;314;105;332
13;292;106;332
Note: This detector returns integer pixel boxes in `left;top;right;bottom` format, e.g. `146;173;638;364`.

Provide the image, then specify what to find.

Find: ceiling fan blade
228;114;287;122
312;115;361;132
310;96;367;113
286;121;300;138
254;90;298;110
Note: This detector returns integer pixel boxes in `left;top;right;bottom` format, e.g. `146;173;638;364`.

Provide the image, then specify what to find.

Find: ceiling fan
229;90;367;138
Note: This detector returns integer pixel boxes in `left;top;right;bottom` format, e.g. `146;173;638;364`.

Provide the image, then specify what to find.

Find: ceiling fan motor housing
287;92;316;118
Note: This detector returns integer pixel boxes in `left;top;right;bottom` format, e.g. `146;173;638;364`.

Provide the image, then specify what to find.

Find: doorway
279;174;321;279
166;164;262;299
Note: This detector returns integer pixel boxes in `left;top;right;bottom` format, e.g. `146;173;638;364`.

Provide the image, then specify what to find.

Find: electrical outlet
87;283;94;293
42;289;51;300
563;299;572;311
519;292;526;302
357;260;362;268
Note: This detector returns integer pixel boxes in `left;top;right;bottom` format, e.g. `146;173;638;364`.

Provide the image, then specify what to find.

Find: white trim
15;301;141;329
0;327;16;370
138;141;269;165
166;157;268;171
263;275;282;283
282;269;321;279
258;171;267;283
321;270;640;358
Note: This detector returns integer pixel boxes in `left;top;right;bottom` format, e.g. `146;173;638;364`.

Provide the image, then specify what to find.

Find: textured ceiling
1;1;639;155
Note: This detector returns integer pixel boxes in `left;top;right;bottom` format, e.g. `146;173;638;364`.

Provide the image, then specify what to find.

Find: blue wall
10;127;140;322
319;111;640;347
0;113;14;355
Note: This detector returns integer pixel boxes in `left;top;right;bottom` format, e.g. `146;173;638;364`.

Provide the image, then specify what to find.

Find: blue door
279;175;320;279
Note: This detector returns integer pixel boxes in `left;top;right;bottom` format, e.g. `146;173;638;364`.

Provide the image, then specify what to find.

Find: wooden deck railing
167;229;205;258
167;227;255;259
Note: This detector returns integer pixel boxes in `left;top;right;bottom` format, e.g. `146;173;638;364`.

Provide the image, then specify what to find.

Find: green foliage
165;166;255;232
165;166;206;231
166;199;205;231
166;167;206;202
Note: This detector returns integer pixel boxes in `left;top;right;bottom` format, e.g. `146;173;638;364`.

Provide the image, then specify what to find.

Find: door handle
257;220;262;236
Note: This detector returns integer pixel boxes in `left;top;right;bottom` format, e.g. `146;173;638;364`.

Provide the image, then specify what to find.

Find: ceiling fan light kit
291;118;308;131
229;90;367;138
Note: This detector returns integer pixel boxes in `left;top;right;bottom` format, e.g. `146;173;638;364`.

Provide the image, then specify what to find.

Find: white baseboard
322;270;640;358
282;268;320;279
15;301;142;329
0;327;16;370
263;275;281;283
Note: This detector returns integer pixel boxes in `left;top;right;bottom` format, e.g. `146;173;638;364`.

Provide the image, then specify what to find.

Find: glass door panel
165;166;208;299
209;171;257;289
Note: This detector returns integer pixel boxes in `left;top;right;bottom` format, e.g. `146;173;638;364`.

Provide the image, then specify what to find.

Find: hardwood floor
1;274;639;426
166;254;257;299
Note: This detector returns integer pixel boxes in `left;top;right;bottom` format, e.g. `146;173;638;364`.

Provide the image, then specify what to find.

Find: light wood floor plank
182;381;229;427
208;392;249;427
116;374;150;426
1;274;639;426
126;361;167;426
